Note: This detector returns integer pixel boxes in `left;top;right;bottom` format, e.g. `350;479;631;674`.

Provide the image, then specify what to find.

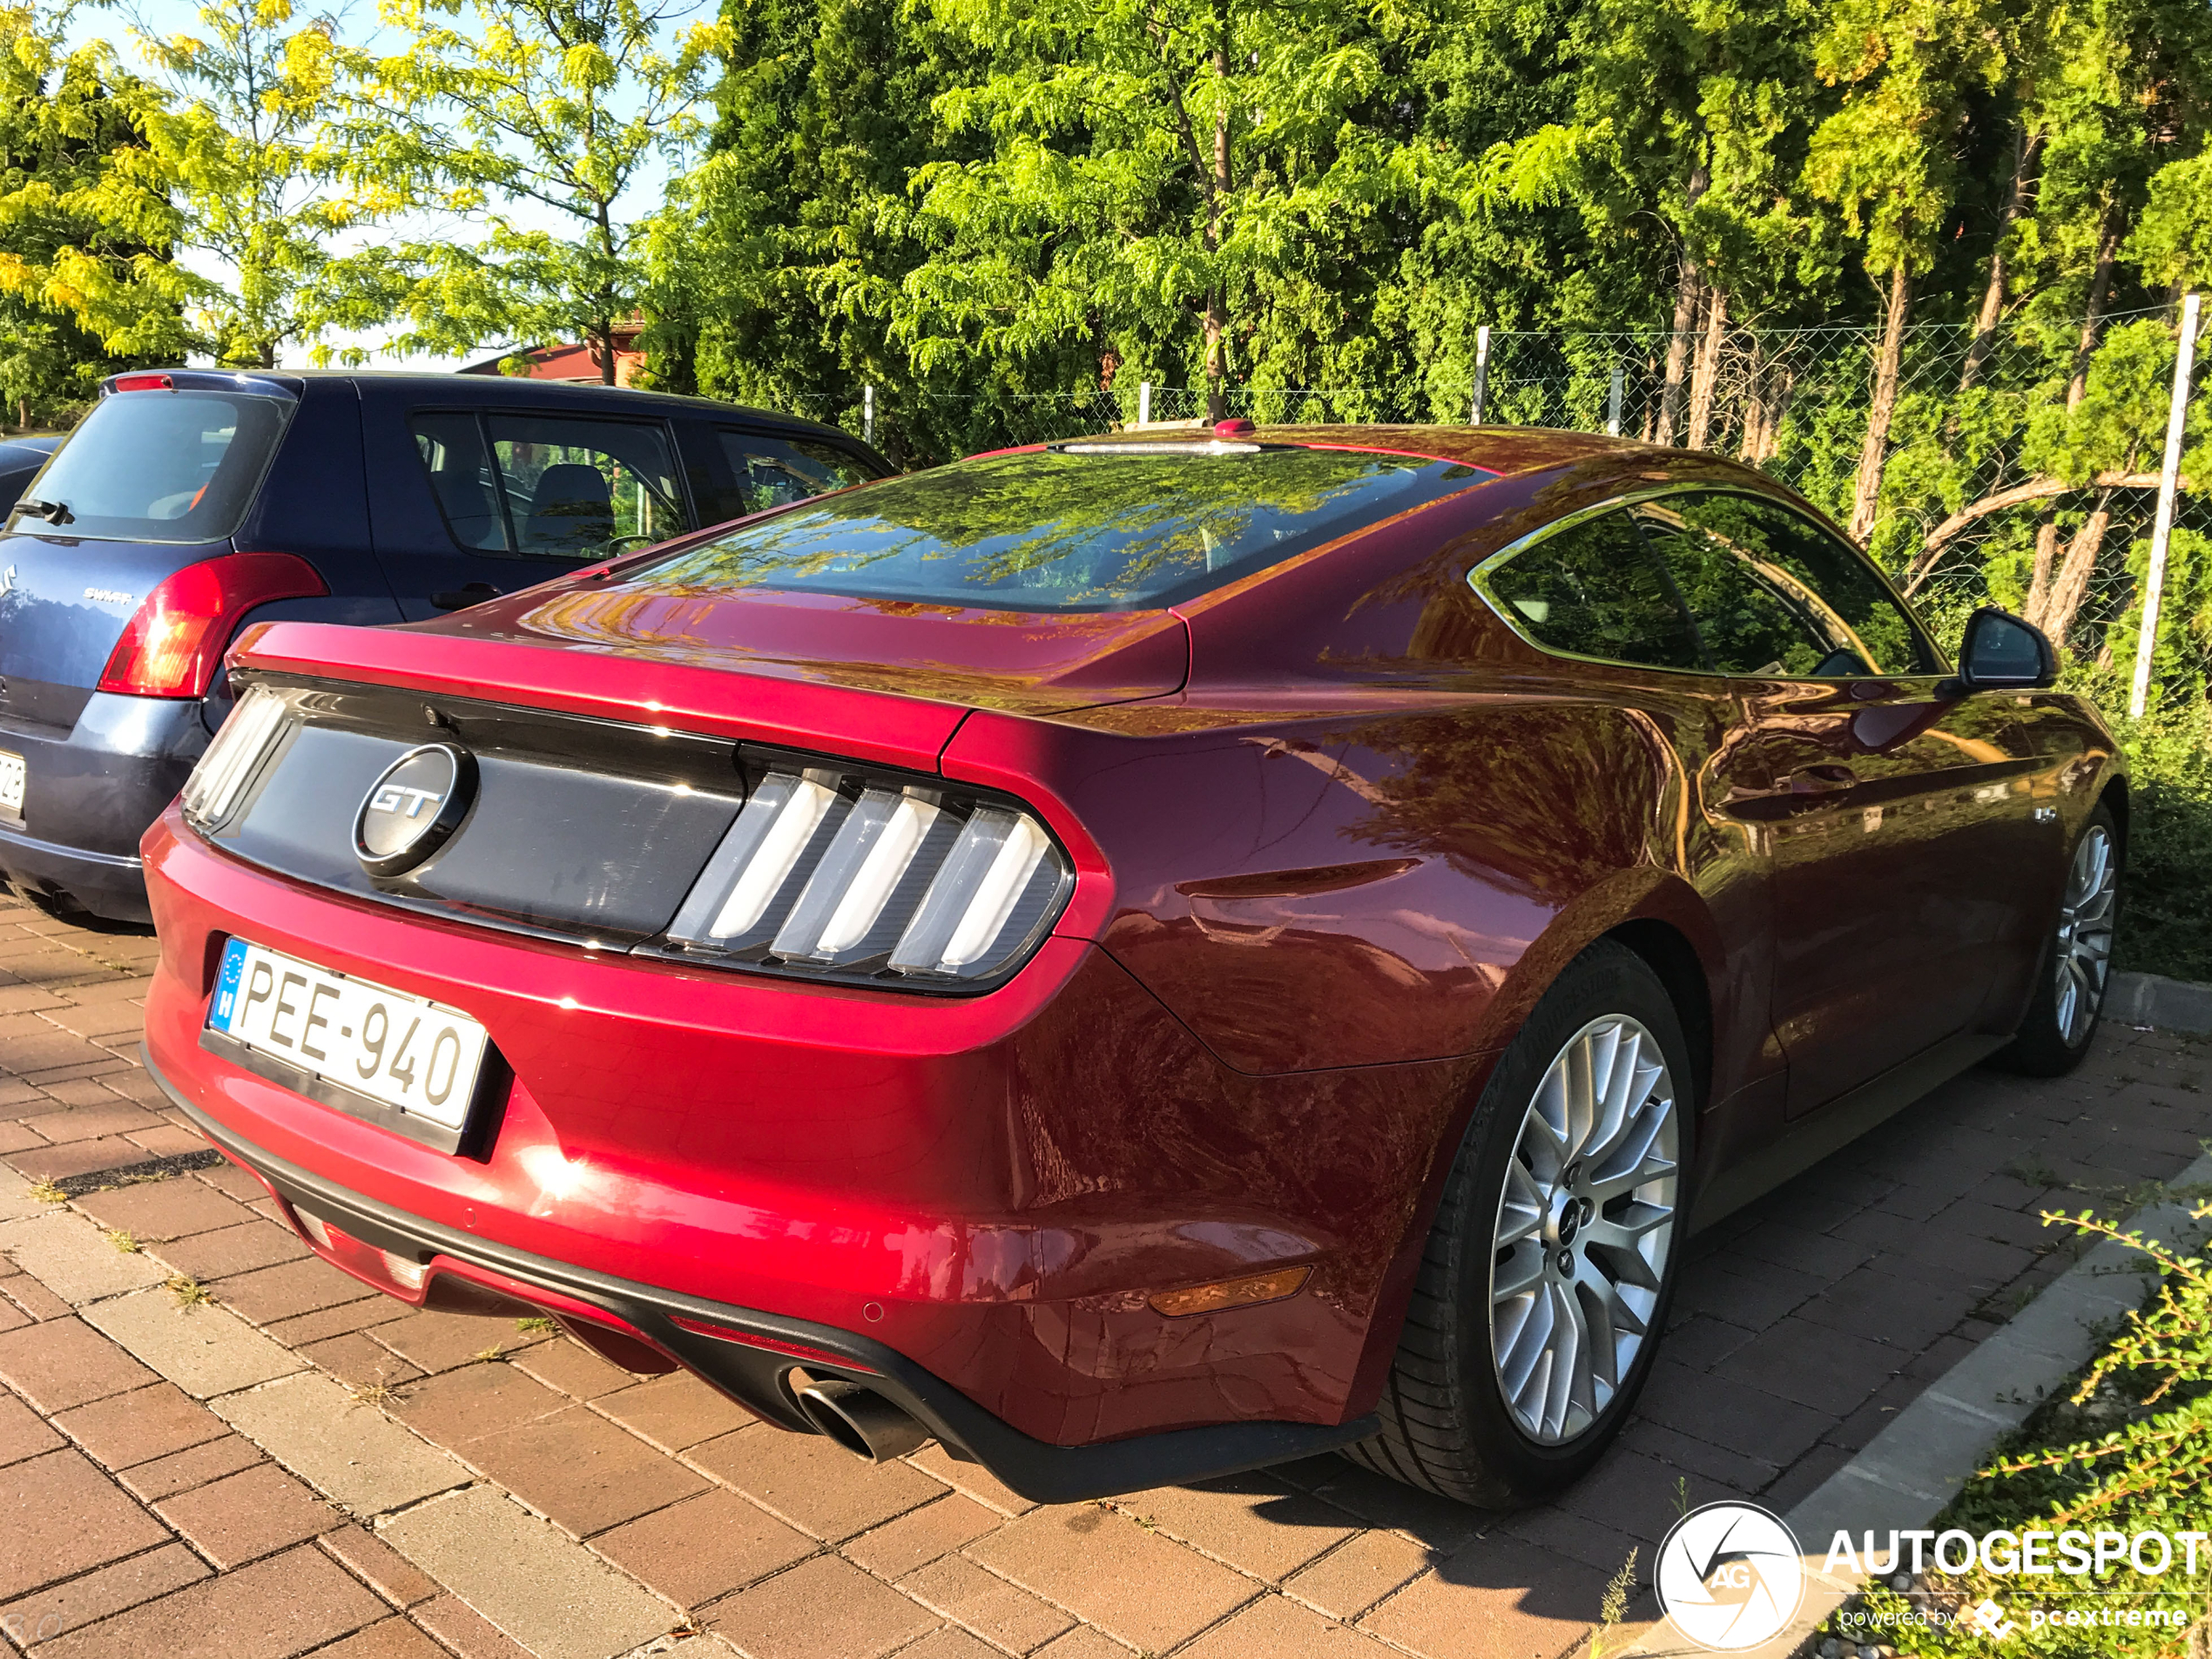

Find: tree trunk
1202;7;1232;422
1655;253;1702;446
1849;261;1912;543
1959;125;2040;394
1737;337;1768;463
2023;514;2060;627
1905;469;2167;594
595;318;617;386
2024;212;2119;621
1686;284;1728;449
2068;212;2120;407
1750;367;1796;465
2036;490;2114;646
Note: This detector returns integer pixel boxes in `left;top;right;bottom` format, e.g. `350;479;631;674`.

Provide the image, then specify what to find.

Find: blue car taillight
658;757;1073;991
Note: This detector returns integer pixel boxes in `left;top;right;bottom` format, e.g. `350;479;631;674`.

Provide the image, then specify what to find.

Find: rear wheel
1344;941;1692;1507
1993;805;2120;1077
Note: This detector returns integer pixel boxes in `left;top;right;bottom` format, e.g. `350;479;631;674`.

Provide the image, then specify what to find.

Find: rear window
637;445;1487;612
5;390;291;543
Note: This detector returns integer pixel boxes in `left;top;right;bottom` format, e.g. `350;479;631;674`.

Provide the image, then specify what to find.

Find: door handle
1789;764;1857;793
431;583;502;611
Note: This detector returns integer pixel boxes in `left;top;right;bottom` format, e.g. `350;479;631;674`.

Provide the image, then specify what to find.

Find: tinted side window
1482;510;1708;671
719;432;879;520
1636;493;1933;678
410;412;691;559
413;413;506;551
488;415;688;558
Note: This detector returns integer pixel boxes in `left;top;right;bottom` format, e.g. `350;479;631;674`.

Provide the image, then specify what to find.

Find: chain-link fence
780;301;2209;685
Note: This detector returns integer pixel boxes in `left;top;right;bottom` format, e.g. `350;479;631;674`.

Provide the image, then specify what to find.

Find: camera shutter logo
354;744;477;876
1656;1501;1806;1651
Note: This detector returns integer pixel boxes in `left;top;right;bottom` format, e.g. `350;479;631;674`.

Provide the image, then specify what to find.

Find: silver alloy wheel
1489;1015;1680;1445
2054;825;2117;1047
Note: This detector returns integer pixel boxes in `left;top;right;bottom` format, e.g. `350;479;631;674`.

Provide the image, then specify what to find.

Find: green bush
2108;697;2212;985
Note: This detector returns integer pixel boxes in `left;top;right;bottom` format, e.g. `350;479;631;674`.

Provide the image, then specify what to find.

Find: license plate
206;938;490;1137
0;751;22;814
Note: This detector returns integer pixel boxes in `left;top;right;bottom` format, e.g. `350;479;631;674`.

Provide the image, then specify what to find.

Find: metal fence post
863;384;876;447
1137;382;1151;428
1606;361;1624;436
1469;326;1491;425
2129;291;2201;719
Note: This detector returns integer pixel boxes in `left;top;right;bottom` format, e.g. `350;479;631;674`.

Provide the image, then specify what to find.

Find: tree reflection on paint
634;448;1485;612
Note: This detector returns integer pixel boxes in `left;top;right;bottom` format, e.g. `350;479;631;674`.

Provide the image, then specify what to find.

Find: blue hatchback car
0;371;888;921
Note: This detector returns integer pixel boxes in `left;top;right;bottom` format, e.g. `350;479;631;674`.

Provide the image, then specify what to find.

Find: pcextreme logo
1656;1502;1806;1651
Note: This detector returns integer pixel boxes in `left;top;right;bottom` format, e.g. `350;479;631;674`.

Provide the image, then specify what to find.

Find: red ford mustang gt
139;424;2121;1507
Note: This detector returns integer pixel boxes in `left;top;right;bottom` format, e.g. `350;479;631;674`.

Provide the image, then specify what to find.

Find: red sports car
139;424;2121;1506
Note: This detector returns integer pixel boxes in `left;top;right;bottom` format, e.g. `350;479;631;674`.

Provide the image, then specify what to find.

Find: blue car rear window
633;445;1488;612
4;390;292;544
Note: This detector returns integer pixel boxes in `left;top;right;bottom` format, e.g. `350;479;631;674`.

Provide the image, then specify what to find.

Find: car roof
98;369;865;446
1047;423;1672;478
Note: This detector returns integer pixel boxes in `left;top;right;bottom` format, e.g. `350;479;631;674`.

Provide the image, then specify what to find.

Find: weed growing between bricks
1818;1181;2212;1659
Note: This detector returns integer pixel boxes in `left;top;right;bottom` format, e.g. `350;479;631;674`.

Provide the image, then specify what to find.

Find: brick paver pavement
0;894;2207;1659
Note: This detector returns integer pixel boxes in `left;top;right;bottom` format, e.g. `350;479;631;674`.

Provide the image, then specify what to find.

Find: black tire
1992;803;2121;1078
1343;940;1696;1507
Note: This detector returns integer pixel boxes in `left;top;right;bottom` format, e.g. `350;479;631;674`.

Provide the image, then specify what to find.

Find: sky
58;0;691;370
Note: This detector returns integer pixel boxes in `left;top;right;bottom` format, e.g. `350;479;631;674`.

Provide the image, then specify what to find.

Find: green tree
126;0;395;365
895;0;1409;421
347;0;725;382
1476;0;1825;444
1800;0;2009;543
0;1;189;400
643;0;985;456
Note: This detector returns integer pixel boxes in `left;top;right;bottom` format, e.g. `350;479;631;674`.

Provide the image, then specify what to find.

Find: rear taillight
111;373;175;392
659;758;1074;990
180;684;290;828
98;553;327;698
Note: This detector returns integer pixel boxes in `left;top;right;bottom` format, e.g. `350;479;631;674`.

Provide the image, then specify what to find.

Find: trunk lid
0;531;235;730
383;572;1191;722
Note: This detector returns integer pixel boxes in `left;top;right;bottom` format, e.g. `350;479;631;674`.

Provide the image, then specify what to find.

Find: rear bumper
0;693;206;920
0;822;150;922
143;806;1447;1458
145;1044;1377;1502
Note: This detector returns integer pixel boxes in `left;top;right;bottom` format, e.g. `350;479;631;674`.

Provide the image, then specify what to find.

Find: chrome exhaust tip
794;1379;932;1461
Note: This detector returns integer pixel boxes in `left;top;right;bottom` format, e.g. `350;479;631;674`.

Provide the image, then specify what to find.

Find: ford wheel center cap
354;744;477;876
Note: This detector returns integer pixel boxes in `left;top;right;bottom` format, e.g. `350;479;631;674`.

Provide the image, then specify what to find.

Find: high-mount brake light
111;373;175;392
98;553;327;698
179;685;290;827
662;760;1074;989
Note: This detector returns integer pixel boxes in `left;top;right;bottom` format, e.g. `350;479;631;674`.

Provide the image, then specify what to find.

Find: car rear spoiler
227;620;969;773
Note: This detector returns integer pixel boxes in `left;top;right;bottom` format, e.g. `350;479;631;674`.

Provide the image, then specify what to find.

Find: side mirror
1956;606;2056;691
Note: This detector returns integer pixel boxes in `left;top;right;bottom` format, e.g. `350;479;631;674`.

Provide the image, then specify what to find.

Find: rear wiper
14;498;72;525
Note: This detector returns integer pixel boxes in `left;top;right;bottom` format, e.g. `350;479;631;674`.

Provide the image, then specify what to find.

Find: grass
514;1315;556;1336
1588;1551;1640;1659
26;1182;65;1204
165;1276;209;1308
104;1229;138;1253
